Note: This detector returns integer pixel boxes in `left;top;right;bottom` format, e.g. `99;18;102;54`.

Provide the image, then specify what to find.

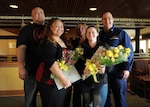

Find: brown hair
43;18;63;45
86;25;99;33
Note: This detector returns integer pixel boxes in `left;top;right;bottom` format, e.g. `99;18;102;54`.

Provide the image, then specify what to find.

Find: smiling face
50;19;64;37
31;7;45;25
76;24;87;37
86;26;98;42
102;12;114;31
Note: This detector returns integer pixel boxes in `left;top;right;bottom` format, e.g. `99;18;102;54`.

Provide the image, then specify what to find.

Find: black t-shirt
16;23;45;76
75;39;108;86
71;37;80;49
37;39;64;84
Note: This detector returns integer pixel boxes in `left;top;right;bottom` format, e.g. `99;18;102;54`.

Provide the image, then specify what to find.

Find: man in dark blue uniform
99;12;134;107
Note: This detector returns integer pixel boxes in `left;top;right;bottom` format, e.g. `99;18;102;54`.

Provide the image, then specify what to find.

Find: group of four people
16;7;134;107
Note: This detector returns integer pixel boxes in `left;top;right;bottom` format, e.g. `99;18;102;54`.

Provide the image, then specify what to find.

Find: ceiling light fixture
89;7;97;11
10;5;18;9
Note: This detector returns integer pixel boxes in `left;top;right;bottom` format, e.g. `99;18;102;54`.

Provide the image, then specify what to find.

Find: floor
0;90;150;107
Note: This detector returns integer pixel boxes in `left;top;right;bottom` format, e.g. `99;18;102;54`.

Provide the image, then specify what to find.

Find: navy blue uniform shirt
99;26;134;74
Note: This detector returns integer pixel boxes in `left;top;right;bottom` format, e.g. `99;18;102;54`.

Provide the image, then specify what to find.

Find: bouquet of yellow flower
82;59;100;83
50;46;84;79
65;46;84;65
50;47;83;89
90;45;131;66
97;45;131;66
82;45;131;83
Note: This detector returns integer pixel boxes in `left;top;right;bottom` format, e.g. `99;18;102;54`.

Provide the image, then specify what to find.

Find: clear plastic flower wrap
50;46;84;89
82;45;131;83
92;45;131;66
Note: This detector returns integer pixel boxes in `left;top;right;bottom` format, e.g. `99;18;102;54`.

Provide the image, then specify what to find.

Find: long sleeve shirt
75;39;108;86
99;26;134;74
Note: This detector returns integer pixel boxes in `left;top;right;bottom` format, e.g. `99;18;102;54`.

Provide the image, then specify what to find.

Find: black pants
38;82;72;107
73;80;86;107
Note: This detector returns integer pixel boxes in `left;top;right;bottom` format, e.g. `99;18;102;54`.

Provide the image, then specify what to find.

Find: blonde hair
75;23;87;35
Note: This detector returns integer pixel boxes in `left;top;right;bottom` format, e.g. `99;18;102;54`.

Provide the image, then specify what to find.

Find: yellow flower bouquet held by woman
50;46;84;79
50;47;84;90
82;59;99;83
82;45;131;83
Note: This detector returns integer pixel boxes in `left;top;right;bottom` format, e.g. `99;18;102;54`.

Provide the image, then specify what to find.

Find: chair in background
131;59;150;98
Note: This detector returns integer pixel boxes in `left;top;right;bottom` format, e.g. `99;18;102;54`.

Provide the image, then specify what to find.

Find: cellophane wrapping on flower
91;45;131;66
82;45;131;83
62;46;84;65
50;47;84;79
82;59;99;83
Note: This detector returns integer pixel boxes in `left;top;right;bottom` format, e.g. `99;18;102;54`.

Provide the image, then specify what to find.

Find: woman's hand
98;65;106;74
61;77;72;89
83;69;90;75
50;61;72;89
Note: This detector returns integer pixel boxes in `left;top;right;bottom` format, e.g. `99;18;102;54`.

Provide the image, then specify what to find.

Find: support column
134;28;140;53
